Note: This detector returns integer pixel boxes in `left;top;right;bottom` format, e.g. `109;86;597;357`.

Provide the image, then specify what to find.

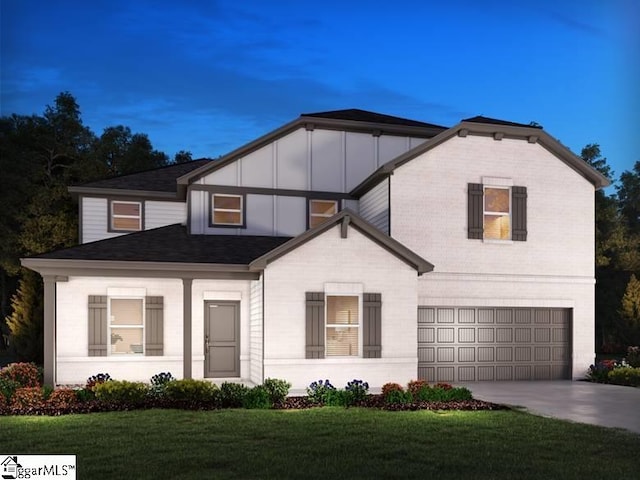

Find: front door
204;301;240;378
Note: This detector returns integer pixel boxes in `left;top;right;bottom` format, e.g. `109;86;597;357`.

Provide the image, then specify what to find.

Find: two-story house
22;109;609;388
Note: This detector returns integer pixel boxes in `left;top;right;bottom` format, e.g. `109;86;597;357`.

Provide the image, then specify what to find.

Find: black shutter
305;292;325;359
512;186;527;241
468;183;484;239
363;293;382;358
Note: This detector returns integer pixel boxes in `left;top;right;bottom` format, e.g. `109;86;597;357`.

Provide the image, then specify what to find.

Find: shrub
608;367;640;387
306;379;336;404
164;379;218;403
382;382;404;397
323;388;351;407
94;380;148;404
243;386;271;409
345;379;369;404
149;372;175;398
625;346;640;368
435;382;453;391
86;373;112;391
0;377;20;402
385;389;413;405
415;385;472;402
0;392;7;413
587;360;618;383
262;378;291;405
407;379;428;396
0;362;41;388
47;388;78;409
220;382;249;408
75;388;95;402
11;386;45;410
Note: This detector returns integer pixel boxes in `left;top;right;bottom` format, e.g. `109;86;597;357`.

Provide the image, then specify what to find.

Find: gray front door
204;301;240;378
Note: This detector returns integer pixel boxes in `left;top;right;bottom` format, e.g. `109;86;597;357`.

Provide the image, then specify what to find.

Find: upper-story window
110;200;142;232
309;199;338;228
483;187;511;240
468;183;527;242
212;193;244;226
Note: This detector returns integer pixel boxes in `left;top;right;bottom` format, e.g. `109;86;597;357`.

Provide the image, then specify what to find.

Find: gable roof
68;159;213;199
178;110;446;186
250;209;434;275
302;109;447;129
351;117;610;196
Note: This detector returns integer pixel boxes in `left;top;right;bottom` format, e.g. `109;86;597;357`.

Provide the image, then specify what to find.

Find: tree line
0;92;194;361
1;92;639;363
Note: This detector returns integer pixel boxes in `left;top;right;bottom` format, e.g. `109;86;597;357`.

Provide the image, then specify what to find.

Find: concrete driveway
459;381;640;434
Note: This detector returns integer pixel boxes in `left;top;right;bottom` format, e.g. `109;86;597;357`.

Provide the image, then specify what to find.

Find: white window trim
108;296;145;356
212;193;243;226
324;293;363;358
483;185;512;241
110;200;142;232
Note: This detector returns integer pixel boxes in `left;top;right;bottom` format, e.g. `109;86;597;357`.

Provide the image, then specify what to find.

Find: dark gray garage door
418;307;571;382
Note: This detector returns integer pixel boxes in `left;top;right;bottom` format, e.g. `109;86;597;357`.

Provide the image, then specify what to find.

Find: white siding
359;179;389;234
145;201;186;229
262;224;418;390
81;197;124;243
249;276;263;384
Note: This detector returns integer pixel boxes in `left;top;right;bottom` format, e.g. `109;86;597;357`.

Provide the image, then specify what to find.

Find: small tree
5;270;43;364
619;274;640;346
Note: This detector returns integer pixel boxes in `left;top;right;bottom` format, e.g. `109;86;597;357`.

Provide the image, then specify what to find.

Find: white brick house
22;110;608;388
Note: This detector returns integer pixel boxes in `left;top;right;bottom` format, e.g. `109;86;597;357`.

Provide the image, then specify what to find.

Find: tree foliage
1;92;171;362
619;274;640;346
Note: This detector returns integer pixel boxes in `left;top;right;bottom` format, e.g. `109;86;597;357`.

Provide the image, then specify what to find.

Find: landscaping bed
586;346;640;386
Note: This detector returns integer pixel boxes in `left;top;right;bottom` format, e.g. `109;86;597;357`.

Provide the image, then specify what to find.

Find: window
468;183;527;241
111;201;142;231
212;194;243;226
325;295;359;356
109;298;144;354
309;199;338;228
483;187;511;240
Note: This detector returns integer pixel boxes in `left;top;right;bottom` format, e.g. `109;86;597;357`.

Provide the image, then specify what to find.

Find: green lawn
1;408;638;479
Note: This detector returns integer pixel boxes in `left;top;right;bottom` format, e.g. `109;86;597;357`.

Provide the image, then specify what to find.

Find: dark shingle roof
32;224;292;264
76;159;214;193
301;109;447;129
462;116;543;129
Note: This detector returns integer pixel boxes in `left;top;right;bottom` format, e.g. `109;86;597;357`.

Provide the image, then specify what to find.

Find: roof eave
68;186;179;200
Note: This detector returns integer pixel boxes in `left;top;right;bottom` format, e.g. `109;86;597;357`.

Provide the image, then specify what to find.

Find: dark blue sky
2;0;638;186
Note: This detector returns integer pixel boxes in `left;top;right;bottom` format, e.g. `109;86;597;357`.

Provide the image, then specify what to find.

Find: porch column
42;275;56;386
182;278;193;379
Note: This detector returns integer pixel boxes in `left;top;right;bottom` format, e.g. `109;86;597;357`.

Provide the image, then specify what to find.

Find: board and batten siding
201;127;428;193
249;276;263;385
359;179;390;234
190;190;306;236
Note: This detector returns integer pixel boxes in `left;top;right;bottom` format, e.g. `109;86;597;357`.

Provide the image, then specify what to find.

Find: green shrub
385;389;413;405
94;380;148;404
407;379;428;397
164;379;219;403
262;378;291;405
345;379;369;404
0;362;41;388
75;388;95;402
415;385;473;402
220;382;249;408
306;379;336;404
323;388;351;407
0;377;20;401
608;367;640;387
11;386;45;409
625;346;640;368
47;388;78;409
242;386;271;409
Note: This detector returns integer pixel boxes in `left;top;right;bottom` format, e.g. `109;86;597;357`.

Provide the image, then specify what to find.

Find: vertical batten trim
183;278;193;379
307;129;313;191
342;131;347;193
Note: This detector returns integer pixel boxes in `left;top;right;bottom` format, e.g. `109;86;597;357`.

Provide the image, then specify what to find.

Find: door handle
205;334;210;354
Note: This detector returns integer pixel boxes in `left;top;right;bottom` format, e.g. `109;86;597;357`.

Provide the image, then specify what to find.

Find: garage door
418;307;571;382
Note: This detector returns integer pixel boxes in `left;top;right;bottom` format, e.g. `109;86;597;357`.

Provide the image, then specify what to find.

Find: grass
1;408;639;479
